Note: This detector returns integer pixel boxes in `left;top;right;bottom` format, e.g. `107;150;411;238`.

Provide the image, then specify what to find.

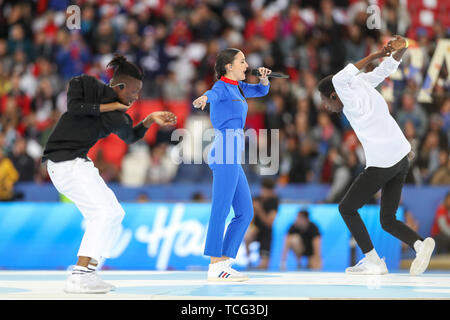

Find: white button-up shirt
332;56;411;168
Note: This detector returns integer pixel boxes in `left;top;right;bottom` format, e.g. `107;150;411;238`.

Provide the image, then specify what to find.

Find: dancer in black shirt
43;54;176;293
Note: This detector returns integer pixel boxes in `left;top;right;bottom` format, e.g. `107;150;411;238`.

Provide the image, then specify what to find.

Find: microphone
250;69;290;79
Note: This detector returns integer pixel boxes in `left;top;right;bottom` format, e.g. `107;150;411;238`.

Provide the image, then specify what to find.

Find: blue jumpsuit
203;76;270;258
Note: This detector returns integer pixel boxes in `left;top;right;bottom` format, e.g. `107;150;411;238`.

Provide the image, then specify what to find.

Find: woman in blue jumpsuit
193;48;271;281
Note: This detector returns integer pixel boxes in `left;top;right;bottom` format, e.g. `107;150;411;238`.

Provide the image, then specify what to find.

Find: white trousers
47;158;125;263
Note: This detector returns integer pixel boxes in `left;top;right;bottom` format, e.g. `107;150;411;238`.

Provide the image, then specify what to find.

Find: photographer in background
245;178;279;269
281;209;322;270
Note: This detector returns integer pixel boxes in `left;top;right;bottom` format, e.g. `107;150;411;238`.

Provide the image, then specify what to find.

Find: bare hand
374;45;394;58
143;111;177;128
193;95;208;110
388;35;407;51
257;67;272;80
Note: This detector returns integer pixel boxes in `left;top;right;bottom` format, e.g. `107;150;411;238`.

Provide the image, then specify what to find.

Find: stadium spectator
0;0;447;188
416;130;441;183
431;192;450;254
403;120;421;184
146;142;178;184
120;141;150;187
288;137;317;183
381;0;411;36
440;98;450;143
10;136;35;182
396;91;428;139
323;148;363;203
0;146;20;201
281;209;322;270
430;148;450;185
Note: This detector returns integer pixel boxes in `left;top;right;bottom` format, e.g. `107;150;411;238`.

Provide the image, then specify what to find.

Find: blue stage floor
1;270;449;300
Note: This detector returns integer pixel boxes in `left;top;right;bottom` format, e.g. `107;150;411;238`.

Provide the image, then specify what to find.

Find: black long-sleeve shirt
42;75;148;162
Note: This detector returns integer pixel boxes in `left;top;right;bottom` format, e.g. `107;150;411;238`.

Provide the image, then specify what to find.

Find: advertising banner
0;203;402;271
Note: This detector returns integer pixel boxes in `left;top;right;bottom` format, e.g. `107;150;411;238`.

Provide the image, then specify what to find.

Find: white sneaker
91;271;116;291
64;272;110;294
207;260;249;282
410;237;435;276
346;257;388;275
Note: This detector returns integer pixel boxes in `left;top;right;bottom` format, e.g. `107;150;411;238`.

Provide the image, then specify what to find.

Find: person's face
226;51;248;81
13;138;26;154
320;92;343;113
260;187;273;199
438;150;448;165
296;214;308;229
402;93;415;111
115;77;142;106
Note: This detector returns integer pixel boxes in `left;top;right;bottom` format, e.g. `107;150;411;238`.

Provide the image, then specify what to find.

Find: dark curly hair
107;53;144;81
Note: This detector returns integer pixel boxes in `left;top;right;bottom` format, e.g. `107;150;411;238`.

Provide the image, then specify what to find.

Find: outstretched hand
143;111;177;128
193;95;208;110
387;35;409;61
375;35;408;58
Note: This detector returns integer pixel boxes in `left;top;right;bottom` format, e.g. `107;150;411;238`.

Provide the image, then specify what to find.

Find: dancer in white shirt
317;35;435;276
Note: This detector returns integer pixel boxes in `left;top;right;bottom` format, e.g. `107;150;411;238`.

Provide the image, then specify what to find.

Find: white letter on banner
174;220;205;257
135;206;169;257
156;204;185;269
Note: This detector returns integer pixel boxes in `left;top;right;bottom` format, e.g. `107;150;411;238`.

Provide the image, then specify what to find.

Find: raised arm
358;56;401;88
358;35;407;87
332;42;397;99
352;42;395;70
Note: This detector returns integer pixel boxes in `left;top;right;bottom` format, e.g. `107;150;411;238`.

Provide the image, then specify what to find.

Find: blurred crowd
0;0;449;201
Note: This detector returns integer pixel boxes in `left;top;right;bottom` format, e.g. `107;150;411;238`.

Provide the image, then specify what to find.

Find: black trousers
338;155;422;254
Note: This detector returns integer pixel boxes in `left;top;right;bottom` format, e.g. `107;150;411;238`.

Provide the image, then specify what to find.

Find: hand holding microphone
255;67;272;80
250;68;289;79
256;67;270;86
